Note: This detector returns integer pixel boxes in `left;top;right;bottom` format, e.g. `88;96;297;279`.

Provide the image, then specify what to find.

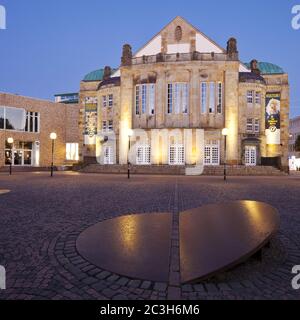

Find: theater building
0;93;80;169
79;16;290;171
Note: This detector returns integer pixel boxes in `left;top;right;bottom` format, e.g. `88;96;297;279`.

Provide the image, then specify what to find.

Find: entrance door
103;146;114;165
245;146;257;166
204;140;220;166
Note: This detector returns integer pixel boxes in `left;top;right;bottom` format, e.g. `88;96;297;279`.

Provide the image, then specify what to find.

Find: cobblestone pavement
0;172;300;300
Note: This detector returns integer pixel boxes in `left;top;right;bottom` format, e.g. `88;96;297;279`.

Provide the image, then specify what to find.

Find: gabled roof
134;16;225;57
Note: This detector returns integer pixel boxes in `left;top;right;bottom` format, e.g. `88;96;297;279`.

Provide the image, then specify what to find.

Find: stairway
80;164;286;176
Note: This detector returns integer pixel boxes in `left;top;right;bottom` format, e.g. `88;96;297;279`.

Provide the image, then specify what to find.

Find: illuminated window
66;143;79;161
136;144;151;165
169;144;185;165
204;140;220;166
103;146;114;164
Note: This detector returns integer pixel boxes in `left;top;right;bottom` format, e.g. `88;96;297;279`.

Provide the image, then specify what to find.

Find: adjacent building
79;16;290;171
0;93;80;168
289;116;300;170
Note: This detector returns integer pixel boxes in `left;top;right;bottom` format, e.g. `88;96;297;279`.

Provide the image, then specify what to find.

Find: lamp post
222;128;229;181
7;137;14;176
128;129;134;179
50;132;57;177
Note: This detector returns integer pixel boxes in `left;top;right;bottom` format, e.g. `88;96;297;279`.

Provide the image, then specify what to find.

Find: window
102;121;107;132
142;85;147;114
103;120;113;132
246;119;253;132
217;82;223;114
135;86;140;115
0;106;39;132
247;91;254;104
169;144;185;165
168;83;189;114
168;84;173;114
204;140;220;166
108;120;113;131
149;84;155;115
25;112;39;133
136;144;151;165
255;92;261;105
5;141;33;166
201;82;207;113
66;143;79;161
209;82;215;113
246;119;260;133
108;94;113;107
103;146;114;165
135;84;156;115
102;96;107;108
254;119;260;133
245;146;256;166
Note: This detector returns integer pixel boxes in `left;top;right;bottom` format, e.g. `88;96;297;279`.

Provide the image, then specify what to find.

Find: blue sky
0;0;299;117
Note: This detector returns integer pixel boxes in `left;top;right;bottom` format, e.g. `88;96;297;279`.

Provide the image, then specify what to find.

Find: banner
84;97;98;140
265;92;281;145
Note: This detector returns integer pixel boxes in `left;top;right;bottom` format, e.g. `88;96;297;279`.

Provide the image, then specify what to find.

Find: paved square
0;172;300;300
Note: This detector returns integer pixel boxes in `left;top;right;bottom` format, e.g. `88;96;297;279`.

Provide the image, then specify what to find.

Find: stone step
80;164;287;176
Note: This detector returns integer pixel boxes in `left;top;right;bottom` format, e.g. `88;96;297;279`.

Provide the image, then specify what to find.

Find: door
204;140;220;166
245;146;257;166
103;146;113;165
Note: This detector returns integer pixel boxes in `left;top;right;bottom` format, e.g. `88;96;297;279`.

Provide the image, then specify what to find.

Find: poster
265;92;281;145
84;97;98;140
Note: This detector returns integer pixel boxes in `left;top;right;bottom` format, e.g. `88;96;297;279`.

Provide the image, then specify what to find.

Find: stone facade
0;93;80;168
79;16;290;172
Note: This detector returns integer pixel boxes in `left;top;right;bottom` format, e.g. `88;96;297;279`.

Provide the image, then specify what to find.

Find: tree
295;135;300;152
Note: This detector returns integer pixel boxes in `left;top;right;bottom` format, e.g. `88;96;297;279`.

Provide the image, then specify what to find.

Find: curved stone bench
76;201;279;284
180;201;280;283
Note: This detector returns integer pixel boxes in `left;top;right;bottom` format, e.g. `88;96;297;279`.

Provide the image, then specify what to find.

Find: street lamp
50;132;57;177
128;129;134;179
7;137;14;176
222;128;229;181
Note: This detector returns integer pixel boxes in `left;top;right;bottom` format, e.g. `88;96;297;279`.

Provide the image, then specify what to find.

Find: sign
84;97;98;139
265;92;281;145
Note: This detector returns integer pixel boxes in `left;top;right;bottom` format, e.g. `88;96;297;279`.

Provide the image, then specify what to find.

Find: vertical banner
265;92;281;145
84;97;98;145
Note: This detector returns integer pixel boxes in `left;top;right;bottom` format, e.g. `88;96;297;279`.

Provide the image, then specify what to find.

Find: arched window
175;26;182;41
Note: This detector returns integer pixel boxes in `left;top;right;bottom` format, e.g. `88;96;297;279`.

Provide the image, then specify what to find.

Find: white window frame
102;96;107;108
169;144;185;165
247;91;254;104
246;118;254;132
209;82;215;113
245;146;257;166
135;84;156;115
167;83;189;115
108;94;113;107
201;82;207;114
135;86;140;115
103;146;114;165
136;144;151;165
254;119;260;133
204;140;220;166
